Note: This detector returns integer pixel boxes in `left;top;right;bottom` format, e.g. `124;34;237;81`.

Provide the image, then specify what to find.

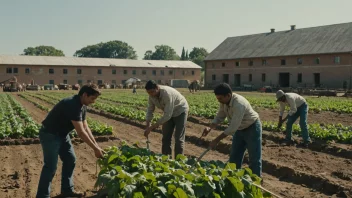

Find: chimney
270;28;275;33
291;25;296;30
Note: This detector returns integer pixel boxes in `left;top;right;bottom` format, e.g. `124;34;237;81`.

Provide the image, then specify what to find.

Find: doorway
279;73;290;87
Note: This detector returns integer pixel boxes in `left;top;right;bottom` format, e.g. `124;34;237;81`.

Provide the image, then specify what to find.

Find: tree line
21;41;209;70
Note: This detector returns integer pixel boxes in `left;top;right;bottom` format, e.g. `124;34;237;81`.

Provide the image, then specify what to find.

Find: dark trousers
36;129;76;198
161;112;188;159
229;119;262;177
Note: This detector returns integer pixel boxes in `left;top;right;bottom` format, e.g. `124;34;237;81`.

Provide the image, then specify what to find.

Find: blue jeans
36;129;76;198
285;103;311;143
229;119;262;177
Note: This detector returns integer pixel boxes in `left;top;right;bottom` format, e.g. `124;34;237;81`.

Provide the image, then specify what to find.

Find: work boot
57;190;84;198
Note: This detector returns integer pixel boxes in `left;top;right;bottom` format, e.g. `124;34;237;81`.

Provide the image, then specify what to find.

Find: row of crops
25;91;352;144
0;93;112;139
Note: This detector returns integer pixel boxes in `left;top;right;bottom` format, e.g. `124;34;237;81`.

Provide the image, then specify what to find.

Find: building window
77;69;82;74
160;70;164;76
212;63;215;68
112;80;116;84
87;80;91;83
315;58;320;64
248;60;253;66
6;68;12;73
297;73;302;83
13;68;18;74
169;70;173;75
235;61;240;67
281;59;286;65
157;80;162;84
249;74;252;82
25;68;30;74
63;69;68;74
262;60;267;66
262;73;266;82
212;74;216;81
49;69;54;74
49;80;54;84
192;70;195;75
334;56;340;64
63;80;68;84
78;80;82;85
222;62;225;67
297;58;303;65
132;70;136;75
152;70;156;76
182;71;185;75
142;70;146;75
112;69;116;74
97;69;102;74
97;80;103;85
124;70;127;75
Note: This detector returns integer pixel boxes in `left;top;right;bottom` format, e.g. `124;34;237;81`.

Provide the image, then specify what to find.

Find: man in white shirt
276;90;311;146
144;80;189;158
202;83;262;178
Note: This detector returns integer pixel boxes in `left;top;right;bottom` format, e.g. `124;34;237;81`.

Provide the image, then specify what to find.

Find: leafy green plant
95;144;269;198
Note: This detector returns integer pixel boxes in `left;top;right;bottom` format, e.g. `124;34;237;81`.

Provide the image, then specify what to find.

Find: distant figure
132;85;137;94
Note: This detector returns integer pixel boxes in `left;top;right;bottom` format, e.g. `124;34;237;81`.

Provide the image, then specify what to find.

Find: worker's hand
144;127;152;138
94;147;105;158
209;138;220;150
202;127;211;137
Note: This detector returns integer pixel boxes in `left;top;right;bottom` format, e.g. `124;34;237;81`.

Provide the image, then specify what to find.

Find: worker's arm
209;104;246;149
202;105;226;136
145;97;156;127
83;120;98;147
278;102;287;128
72;121;104;158
151;95;174;129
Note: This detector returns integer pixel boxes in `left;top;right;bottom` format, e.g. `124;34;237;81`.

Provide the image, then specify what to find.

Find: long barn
0;55;201;86
204;22;352;90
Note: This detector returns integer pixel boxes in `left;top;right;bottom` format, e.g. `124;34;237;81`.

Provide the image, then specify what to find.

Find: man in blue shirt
36;84;105;198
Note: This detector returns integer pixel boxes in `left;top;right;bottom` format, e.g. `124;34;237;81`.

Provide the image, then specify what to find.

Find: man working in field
36;84;105;198
144;80;189;159
276;90;311;147
202;83;262;178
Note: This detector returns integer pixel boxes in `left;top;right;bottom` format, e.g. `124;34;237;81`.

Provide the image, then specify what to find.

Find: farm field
0;89;351;197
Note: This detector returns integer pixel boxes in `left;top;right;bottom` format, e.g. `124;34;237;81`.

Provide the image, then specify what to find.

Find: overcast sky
1;0;351;59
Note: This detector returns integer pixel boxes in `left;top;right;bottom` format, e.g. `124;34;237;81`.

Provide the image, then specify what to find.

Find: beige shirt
279;93;307;116
146;85;189;125
212;93;259;136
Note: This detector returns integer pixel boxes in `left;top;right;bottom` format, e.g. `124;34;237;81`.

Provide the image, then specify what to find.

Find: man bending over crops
36;84;105;198
144;80;189;159
202;83;262;178
276;90;311;147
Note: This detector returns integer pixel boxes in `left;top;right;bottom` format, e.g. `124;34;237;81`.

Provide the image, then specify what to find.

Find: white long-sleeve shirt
212;93;259;136
146;85;189;125
279;93;307;116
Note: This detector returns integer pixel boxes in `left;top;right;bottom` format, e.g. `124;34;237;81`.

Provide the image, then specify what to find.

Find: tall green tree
185;50;189;60
181;47;186;60
143;50;153;60
22;46;65;56
74;40;138;59
145;45;180;60
189;47;209;70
